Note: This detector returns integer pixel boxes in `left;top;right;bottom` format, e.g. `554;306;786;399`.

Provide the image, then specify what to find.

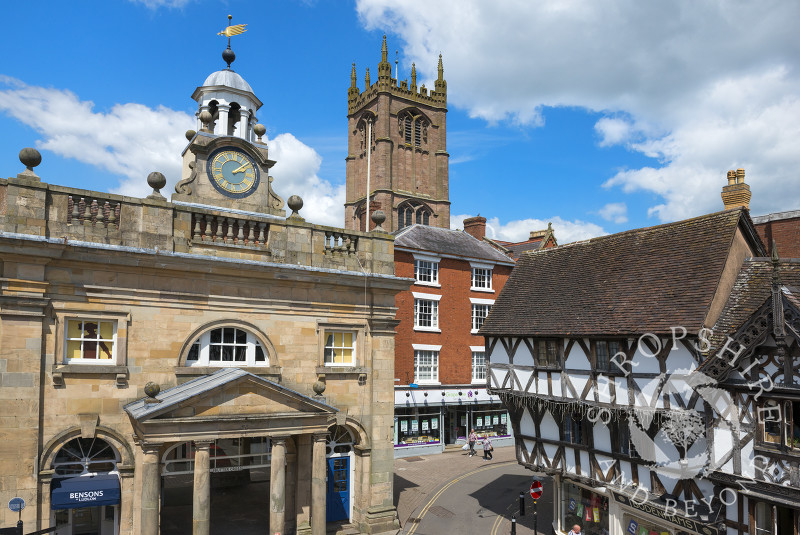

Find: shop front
393;386;512;457
558;480;610;535
610;491;719;535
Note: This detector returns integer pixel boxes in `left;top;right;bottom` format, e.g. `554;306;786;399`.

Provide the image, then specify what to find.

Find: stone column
270;437;287;535
239;109;251;142
193;441;212;535
295;435;312;532
140;443;161;535
120;472;135;535
311;433;327;535
217;105;230;136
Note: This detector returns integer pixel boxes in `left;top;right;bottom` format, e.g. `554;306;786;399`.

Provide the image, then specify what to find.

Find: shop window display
395;409;441;447
562;482;609;535
472;409;510;439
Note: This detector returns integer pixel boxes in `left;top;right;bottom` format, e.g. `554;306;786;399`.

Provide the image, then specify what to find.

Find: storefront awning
51;473;121;510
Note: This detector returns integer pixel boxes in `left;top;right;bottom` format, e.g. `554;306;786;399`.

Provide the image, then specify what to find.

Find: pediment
125;368;336;424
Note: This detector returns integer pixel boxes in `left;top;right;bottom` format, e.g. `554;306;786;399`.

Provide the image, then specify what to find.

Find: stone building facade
344;37;450;233
0;47;407;535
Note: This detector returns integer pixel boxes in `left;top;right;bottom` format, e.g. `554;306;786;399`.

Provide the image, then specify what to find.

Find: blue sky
1;0;798;242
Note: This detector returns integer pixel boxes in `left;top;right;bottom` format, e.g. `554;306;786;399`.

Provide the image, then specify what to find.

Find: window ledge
414;381;441;386
316;366;370;376
470;287;494;293
414;281;441;288
414;327;441;333
176;366;282;377
52;364;128;387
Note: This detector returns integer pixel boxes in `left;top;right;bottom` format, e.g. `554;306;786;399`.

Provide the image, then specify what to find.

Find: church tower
345;36;450;231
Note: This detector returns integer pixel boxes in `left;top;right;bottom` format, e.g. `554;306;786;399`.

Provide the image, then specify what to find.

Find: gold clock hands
232;163;249;174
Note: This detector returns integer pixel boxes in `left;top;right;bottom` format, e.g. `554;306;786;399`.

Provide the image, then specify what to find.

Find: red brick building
753;210;800;258
390;221;516;456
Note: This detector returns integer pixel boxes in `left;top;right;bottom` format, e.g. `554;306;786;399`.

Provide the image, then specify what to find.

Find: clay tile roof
707;259;800;352
394;225;514;264
481;209;763;337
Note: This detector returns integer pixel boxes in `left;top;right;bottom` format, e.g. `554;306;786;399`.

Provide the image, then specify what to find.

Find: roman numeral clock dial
207;148;260;198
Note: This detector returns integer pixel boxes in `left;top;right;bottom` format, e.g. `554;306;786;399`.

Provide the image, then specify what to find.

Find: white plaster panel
632;339;661;374
490;369;508;389
658;472;679;496
520;409;535;437
544;443;558;467
653;430;679;465
713;428;733;467
739;438;755;478
515;369;533;393
696;479;715;506
596;374;612;404
765;361;779;377
571;374;588;400
633;377;663;409
594;423;611;451
537;372;548;395
514;340;535;367
665;345;697;373
614;377;629;406
540;411;559;442
579;451;590;477
523;439;536;457
620;461;634;487
637;466;650;491
551;374;562;397
567;340;591;370
595;454;615;479
564;448;577;474
490;342;510;365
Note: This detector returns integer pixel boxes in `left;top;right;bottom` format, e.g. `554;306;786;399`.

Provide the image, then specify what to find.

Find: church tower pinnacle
344;37;450;232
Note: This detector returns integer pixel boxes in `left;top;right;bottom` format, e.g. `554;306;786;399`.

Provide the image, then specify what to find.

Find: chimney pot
463;216;487;240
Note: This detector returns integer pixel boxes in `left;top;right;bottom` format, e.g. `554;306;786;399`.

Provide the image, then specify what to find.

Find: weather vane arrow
218;15;247;69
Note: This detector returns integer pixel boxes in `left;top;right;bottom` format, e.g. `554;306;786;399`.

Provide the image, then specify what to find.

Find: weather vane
218;15;247;69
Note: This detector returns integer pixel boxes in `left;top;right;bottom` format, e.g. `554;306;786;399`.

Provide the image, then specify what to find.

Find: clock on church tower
171;32;285;217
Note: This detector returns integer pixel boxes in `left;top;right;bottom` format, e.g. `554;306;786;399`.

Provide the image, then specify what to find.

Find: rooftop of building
751;209;800;224
480;208;765;337
393;224;515;265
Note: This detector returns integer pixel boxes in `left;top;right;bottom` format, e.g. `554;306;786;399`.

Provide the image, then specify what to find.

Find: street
395;447;554;535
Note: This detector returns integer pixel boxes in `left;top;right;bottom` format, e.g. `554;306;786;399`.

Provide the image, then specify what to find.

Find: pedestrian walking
482;435;493;460
468;429;478;457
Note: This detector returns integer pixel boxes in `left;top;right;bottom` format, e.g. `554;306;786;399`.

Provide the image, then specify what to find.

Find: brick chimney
721;168;751;210
463;216;487;240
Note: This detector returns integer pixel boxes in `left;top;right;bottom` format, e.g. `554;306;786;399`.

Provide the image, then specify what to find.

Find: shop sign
501;413;507;424
7;497;25;512
400;420;408;432
431;418;438;430
411;420;419;432
422;420;429;432
476;417;482;427
613;492;719;535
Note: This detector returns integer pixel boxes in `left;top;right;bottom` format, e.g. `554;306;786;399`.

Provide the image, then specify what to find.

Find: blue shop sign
51;474;121;510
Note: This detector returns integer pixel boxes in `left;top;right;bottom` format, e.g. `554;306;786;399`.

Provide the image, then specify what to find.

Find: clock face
207;148;260;198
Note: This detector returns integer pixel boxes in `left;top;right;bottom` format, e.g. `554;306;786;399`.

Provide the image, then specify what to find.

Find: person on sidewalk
482;435;493;460
567;524;582;535
468;429;478;457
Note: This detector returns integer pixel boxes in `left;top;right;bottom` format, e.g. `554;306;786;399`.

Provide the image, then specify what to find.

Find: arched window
185;326;269;367
326;425;355;455
397;200;432;230
228;102;241;136
53;438;119;476
400;112;426;147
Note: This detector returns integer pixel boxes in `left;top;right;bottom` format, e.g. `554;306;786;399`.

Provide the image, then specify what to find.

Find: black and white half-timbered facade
482;208;800;535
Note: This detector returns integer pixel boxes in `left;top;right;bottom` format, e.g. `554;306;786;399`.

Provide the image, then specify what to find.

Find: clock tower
344;36;450;232
172;38;285;216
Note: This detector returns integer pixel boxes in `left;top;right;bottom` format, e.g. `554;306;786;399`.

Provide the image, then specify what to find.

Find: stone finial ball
147;172;167;191
199;110;212;125
185;129;196;141
144;382;160;398
287;195;304;213
371;210;386;226
254;124;266;137
312;380;326;395
19;147;42;169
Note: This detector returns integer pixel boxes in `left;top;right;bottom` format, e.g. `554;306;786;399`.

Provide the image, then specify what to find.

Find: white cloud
597;202;628;224
128;0;192;9
452;214;605;244
0;77;345;226
357;0;800;220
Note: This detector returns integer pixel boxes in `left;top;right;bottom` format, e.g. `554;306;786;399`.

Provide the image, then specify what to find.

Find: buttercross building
0;36;407;535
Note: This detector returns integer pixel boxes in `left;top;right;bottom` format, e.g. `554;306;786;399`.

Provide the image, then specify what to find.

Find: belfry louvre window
324;331;356;366
65;319;116;363
186;327;268;367
404;116;422;146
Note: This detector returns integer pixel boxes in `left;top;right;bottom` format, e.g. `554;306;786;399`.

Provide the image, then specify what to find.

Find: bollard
519;491;525;516
511;515;516;535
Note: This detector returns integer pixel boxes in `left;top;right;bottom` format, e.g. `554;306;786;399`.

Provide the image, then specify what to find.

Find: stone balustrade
67;195;122;229
0;176;396;276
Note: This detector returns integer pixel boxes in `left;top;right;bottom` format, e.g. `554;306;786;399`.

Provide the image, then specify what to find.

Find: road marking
490;502;515;535
405;460;515;535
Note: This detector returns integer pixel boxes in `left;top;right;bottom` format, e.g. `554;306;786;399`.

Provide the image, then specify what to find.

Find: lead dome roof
201;69;254;94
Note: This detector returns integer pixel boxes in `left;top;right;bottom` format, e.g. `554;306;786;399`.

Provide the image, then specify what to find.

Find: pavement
394;445;554;535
